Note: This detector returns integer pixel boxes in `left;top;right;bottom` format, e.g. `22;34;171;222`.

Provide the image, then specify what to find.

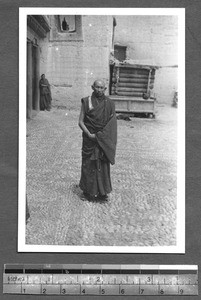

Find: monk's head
41;74;45;80
92;79;107;97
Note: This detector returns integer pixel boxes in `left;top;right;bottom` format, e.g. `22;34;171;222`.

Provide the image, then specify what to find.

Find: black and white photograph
18;8;185;252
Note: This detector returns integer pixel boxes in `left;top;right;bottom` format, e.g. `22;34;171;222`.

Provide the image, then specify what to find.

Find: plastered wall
44;15;113;109
38;15;178;108
114;15;178;104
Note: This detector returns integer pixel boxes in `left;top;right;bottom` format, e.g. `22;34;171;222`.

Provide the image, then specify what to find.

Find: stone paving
26;104;177;247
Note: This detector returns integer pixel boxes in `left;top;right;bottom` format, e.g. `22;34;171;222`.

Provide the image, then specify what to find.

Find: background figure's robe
39;78;52;111
79;93;117;196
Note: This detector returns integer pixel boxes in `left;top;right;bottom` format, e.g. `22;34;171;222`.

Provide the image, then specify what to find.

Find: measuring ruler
3;264;198;296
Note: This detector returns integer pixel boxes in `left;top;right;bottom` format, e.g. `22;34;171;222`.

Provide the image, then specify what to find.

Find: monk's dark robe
39;78;52;111
79;92;117;196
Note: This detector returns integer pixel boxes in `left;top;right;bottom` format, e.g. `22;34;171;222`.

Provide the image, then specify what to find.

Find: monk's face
92;81;106;97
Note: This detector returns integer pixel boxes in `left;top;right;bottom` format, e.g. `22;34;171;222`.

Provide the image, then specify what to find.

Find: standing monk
39;74;52;111
78;80;117;200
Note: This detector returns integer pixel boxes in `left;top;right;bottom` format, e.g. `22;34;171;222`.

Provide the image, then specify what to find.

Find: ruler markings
4;274;198;285
3;264;198;295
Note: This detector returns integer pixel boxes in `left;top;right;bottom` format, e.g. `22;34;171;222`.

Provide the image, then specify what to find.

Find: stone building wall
27;15;51;118
44;15;113;109
27;15;50;74
114;15;178;104
37;15;179;109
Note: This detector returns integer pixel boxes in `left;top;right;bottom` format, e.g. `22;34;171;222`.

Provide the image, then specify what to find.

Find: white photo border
18;7;185;253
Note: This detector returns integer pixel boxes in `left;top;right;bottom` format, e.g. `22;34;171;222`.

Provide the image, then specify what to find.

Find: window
59;15;76;32
50;15;83;41
114;45;127;62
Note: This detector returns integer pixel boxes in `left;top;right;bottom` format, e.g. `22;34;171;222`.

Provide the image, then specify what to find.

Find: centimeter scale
3;264;198;296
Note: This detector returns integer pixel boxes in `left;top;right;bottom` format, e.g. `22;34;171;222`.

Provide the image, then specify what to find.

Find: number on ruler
160;288;164;295
82;289;85;294
121;289;125;294
140;289;144;294
42;288;46;294
147;276;151;283
96;276;101;283
61;288;66;294
180;289;183;295
101;289;105;294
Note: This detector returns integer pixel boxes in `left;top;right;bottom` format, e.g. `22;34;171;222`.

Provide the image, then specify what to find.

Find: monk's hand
88;133;96;140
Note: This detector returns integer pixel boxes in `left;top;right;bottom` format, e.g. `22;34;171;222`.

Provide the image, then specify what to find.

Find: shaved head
91;79;107;97
93;79;106;88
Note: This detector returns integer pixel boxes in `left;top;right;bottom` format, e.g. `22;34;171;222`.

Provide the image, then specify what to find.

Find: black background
0;0;201;299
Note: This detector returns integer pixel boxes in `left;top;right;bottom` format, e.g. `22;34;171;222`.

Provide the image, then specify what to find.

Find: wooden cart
109;63;157;117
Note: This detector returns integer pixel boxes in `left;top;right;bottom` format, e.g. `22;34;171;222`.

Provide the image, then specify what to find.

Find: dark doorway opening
32;45;37;110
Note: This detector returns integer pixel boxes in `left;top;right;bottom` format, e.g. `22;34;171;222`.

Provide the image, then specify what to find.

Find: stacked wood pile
111;65;156;98
109;64;157;116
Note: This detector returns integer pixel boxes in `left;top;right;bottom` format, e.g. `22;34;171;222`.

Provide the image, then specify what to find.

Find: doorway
32;45;37;110
27;39;40;118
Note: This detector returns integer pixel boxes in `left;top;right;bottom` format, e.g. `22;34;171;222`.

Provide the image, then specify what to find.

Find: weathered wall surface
114;16;178;104
27;24;49;77
38;15;178;108
44;15;113;109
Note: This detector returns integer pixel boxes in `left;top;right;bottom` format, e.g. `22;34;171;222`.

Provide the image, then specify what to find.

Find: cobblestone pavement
26;104;177;247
